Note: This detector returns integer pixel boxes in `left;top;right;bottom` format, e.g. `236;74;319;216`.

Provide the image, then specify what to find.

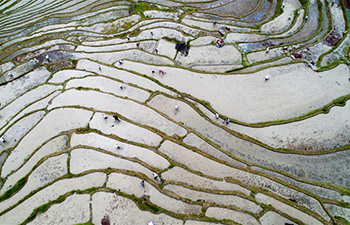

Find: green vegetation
185;8;197;13
333;184;350;196
102;20;137;34
130;2;173;18
334;216;350;225
339;201;350;207
129;2;178;19
75;222;94;225
132;2;154;17
21;194;67;224
2;0;350;224
299;0;309;5
273;0;285;18
261;203;274;211
74;187;100;195
163;37;179;43
0;177;27;202
137;199;160;213
248;94;350;127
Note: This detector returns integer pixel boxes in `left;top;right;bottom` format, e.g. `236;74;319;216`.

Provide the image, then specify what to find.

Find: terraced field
0;0;350;224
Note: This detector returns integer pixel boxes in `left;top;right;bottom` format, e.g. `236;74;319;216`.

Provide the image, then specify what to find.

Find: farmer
153;173;158;180
140;180;145;187
113;115;120;122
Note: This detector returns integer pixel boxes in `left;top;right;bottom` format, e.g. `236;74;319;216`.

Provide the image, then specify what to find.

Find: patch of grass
241;52;249;67
75;127;93;133
117;27;141;39
203;137;210;143
339;201;350;207
74;187;100;195
105;167;114;175
122;21;134;30
102;20;136;34
69;58;78;65
122;194;161;214
129;2;177;18
334;216;350;225
76;86;84;90
299;0;308;5
225;67;243;73
21;194;67;224
185;8;197;13
75;222;94;225
317;59;341;71
102;24;120;34
261;203;274;211
259;188;269;193
132;3;153;18
0;177;27;202
250;190;257;198
334;185;350;196
138;200;160;213
273;0;284;18
142;74;162;85
163;37;178;43
198;100;211;108
129;27;141;37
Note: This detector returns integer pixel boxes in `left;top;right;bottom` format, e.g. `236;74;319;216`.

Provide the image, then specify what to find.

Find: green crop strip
0;177;27;202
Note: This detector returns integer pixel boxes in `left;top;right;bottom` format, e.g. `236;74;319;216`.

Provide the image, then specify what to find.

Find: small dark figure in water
289;198;297;203
113;115;120;122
